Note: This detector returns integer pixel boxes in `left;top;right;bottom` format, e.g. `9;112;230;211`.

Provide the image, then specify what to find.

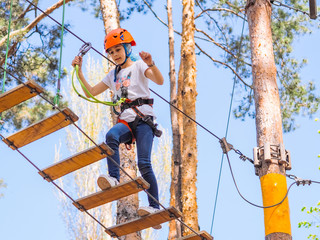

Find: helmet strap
113;44;132;82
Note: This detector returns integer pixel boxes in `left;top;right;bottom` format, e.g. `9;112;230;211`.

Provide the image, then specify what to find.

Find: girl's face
107;44;126;65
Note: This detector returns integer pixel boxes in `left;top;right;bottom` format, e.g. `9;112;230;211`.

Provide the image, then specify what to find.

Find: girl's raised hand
139;51;153;66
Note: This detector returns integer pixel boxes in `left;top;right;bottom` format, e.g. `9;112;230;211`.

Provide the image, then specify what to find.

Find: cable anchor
78;42;92;57
232;148;254;164
254;143;292;175
287;174;311;186
219;137;233;154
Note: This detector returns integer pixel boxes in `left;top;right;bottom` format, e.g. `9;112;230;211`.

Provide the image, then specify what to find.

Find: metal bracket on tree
253;143;292;175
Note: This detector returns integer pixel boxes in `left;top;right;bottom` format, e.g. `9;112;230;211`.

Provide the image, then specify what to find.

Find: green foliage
198;0;320;132
298;119;320;239
299;201;320;240
0;0;68;130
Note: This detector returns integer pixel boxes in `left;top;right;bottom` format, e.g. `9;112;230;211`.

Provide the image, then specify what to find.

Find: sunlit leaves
1;0;68;130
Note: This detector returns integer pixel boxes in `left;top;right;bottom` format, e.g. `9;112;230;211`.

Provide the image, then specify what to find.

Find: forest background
0;0;320;239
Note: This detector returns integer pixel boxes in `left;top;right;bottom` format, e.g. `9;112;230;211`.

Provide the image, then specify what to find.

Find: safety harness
73;42;162;148
116;97;162;149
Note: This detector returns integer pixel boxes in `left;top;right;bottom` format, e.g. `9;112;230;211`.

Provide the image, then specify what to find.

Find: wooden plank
73;177;150;211
105;206;182;237
39;143;114;181
0;80;44;112
180;231;213;240
2;108;78;149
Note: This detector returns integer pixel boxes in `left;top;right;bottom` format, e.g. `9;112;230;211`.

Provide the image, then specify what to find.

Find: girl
72;28;164;226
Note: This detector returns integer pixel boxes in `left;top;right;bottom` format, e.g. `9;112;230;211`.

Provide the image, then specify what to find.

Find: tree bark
99;0;120;35
180;0;199;236
99;1;140;239
117;145;141;240
167;0;182;238
246;0;291;239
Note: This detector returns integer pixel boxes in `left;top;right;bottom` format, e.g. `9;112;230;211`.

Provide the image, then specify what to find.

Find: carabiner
78;42;92;57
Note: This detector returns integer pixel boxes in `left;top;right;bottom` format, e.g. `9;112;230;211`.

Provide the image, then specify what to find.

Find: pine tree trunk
167;0;182;238
99;0;120;35
246;0;291;239
117;144;141;240
99;1;140;239
180;0;199;236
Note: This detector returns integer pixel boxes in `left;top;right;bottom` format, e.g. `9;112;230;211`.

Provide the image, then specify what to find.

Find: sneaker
137;206;162;230
97;174;119;190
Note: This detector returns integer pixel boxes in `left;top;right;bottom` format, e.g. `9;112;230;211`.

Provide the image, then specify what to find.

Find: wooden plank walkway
2;108;78;149
73;177;149;211
39;143;113;181
0;80;43;113
180;231;213;240
105;206;182;237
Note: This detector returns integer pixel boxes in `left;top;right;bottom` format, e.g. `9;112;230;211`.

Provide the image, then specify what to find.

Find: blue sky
1;1;320;240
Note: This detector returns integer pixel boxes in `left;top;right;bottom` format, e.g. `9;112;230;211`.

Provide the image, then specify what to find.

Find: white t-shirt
102;60;155;122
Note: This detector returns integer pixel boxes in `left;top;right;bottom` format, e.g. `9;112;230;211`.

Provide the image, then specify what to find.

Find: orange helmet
104;28;136;51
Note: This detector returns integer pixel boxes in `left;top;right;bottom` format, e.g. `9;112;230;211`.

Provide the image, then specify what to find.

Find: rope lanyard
54;0;66;107
71;65;126;106
2;0;13;94
1;0;14;125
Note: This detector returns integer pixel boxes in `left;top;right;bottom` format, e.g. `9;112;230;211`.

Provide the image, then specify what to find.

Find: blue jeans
105;120;160;209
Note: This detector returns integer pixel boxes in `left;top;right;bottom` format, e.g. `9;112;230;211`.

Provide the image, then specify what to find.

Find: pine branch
195;27;251;67
195;8;246;21
0;0;74;48
195;42;252;89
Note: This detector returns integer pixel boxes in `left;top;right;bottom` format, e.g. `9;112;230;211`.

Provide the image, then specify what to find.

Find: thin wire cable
149;88;221;141
0;2;254;236
0;66;200;237
2;1;319;236
26;0;222;143
24;0;116;65
210;18;246;234
0;132;121;239
225;152;297;209
194;0;229;43
54;0;66;106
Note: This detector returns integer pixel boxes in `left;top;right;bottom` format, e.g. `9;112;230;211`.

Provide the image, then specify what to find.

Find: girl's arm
72;56;109;97
139;51;164;85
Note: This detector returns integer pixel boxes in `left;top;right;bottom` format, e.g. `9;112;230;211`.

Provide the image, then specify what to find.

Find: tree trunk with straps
180;0;199;236
246;0;292;239
99;1;141;239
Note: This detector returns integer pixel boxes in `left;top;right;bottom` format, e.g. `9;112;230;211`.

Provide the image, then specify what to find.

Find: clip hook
78;42;92;57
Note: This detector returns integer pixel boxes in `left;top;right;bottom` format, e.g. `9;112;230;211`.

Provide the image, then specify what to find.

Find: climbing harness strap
117;119;135;150
115;98;162;149
121;98;153;112
131;107;162;138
